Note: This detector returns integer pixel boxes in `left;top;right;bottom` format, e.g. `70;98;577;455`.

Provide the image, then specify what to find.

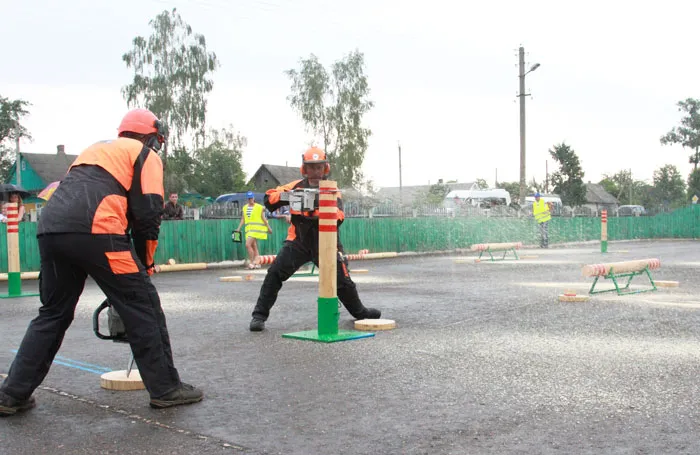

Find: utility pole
495;168;498;187
398;142;403;207
518;47;527;205
545;160;548;193
15;137;21;187
517;46;540;205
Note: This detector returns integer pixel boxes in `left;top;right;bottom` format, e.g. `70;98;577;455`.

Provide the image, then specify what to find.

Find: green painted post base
601;240;608;253
282;296;375;343
0;272;40;299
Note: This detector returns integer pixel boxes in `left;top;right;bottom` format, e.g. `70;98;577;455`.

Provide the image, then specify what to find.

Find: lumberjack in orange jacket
248;147;382;332
0;109;203;416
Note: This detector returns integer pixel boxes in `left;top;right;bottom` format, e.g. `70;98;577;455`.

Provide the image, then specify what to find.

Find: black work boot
355;308;381;320
0;391;36;417
249;318;265;332
149;383;203;409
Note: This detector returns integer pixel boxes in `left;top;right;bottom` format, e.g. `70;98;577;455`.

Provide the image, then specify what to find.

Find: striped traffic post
0;202;39;299
601;209;608;253
282;181;373;343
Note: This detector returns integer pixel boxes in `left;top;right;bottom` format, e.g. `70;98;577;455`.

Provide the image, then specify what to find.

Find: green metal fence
3;206;699;273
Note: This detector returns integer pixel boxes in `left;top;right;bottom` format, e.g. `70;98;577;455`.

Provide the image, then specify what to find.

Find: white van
445;189;512;209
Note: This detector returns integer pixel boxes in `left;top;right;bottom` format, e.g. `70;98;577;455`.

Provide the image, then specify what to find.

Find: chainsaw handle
92;299;113;340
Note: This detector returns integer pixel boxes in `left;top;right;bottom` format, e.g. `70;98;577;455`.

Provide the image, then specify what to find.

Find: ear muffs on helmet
145;119;167;151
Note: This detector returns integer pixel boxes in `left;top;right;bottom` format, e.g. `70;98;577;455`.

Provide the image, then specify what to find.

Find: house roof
249;164;301;187
585;183;619;205
376;182;478;205
22;151;79;184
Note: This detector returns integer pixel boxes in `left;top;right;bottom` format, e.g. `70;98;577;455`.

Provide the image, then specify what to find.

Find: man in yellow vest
236;191;272;269
532;192;552;248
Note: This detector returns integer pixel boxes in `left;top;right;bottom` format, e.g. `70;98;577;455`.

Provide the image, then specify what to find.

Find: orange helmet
300;146;330;176
117;109;167;151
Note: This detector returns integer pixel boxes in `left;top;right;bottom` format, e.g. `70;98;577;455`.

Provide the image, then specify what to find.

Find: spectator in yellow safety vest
532;192;552;248
236;191;272;269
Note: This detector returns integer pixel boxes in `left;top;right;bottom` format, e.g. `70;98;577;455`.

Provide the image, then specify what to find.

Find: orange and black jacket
264;179;345;247
37;138;164;271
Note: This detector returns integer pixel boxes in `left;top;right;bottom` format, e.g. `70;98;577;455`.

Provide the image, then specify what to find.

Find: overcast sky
2;0;698;190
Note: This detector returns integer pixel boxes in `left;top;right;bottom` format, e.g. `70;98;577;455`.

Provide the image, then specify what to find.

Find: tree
475;178;489;189
528;177;546;194
286;50;373;188
0;97;32;182
660;98;700;170
651;164;686;209
496;181;522;204
688;169;700;202
122;8;220;161
163;147;195;194
188;126;247;198
548;142;586;207
600;170;633;204
414;180;451;206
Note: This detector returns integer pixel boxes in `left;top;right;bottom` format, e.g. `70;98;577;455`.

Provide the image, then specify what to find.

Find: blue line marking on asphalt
10;350;112;375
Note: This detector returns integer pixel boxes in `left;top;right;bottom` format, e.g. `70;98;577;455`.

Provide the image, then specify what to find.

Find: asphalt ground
2;239;700;454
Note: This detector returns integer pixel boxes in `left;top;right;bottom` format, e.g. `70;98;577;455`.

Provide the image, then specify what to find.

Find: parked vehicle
201;192;268;219
617;205;646;216
444;189;512;210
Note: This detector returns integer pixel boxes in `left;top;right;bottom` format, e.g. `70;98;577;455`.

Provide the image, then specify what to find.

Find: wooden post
601;209;608;253
317;180;339;336
318;181;337;300
0;201;39;299
281;181;374;343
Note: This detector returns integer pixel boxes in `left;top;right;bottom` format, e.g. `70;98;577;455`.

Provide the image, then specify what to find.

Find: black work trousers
0;234;181;400
252;240;367;321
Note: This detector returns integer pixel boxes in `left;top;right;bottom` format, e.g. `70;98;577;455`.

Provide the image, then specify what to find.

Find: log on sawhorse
470;242;523;262
582;258;660;295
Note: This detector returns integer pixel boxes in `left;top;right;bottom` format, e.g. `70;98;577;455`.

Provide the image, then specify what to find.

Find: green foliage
660;98;700;169
687;169;700;202
548;142;586;207
188;127;247;198
414;180;451;206
163;147;195;194
475;178;489;189
286;50;373;188
496;181;522;203
651;164;686;208
0;96;31;182
122;8;220;159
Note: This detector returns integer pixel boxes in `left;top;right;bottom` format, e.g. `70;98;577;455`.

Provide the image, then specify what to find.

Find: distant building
582;183;619;215
247;164;301;191
6;145;78;193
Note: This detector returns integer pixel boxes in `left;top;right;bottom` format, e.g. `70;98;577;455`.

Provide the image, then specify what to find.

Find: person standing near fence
162;192;184;220
532;192;552;248
236;191;272;269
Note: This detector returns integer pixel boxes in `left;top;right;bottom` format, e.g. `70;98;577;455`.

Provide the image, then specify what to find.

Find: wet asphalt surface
2;239;700;454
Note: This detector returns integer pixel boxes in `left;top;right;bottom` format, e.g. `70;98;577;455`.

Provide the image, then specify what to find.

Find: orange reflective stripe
91;195;129;234
71;138;143;190
140;151;164;197
105;250;139;275
146;239;158;266
286;224;296;241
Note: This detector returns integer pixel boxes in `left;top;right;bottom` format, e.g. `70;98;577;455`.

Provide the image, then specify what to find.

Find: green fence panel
5;207;700;273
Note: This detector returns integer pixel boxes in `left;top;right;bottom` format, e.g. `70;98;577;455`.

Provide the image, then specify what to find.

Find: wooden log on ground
581;258;660;277
470;242;523;252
